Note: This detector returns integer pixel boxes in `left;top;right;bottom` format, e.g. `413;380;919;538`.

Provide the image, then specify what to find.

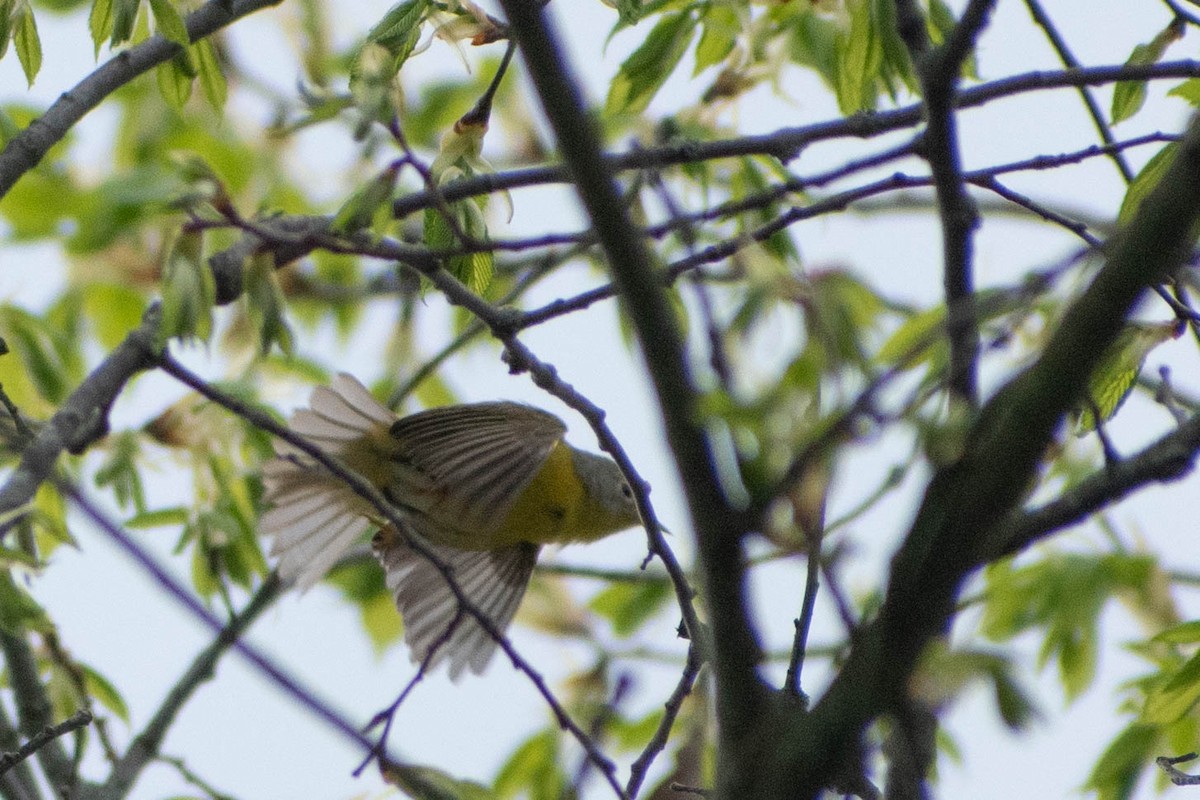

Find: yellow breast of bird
341;426;593;550
487;441;585;548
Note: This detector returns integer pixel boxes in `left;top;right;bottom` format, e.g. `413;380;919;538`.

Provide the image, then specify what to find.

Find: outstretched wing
373;526;540;680
385;402;566;537
262;374;397;589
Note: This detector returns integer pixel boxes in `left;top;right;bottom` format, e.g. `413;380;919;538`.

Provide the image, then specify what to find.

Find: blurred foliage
0;0;1192;799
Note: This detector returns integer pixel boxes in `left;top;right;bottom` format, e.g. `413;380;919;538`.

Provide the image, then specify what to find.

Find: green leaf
0;305;79;405
32;482;73;553
109;0;139;46
877;306;945;366
875;0;918;97
1117;142;1177;226
348;0;430;128
385;762;495;800
94;431;146;513
0;0;15;62
12;5;41;86
328;558;404;652
1085;724;1158;800
81;283;146;350
147;0;187;45
1168;77;1200;106
693;4;738;75
189;523;220;598
126;507;189;529
0;570;51;634
835;0;883;113
606;11;697;115
157;229;215;347
243;252;295;357
88;0;113;54
1144;649;1200;724
193;37;226;112
494;729;565;800
589;580;670;637
1112;18;1184;125
82;663;130;721
982;553;1156;701
365;0;429;62
1154;620;1200;645
331;163;400;235
156;49;196;110
1073;320;1181;434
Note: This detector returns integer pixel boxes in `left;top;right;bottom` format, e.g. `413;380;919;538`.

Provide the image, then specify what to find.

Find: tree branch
1022;0;1134;182
0;309;159;522
770;111;1200;800
0;633;76;796
989;412;1200;561
0;710;92;780
0;0;283;200
0;702;39;800
903;0;997;405
92;576;282;799
496;4;768;785
380;62;1200;222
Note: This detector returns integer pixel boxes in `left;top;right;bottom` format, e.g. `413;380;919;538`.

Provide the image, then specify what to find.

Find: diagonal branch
1022;0;1134;182
0;0;283;200
0;310;159;521
989;412;1200;561
94;576;282;799
0;710;92;780
770;110;1200;800
0;632;77;796
496;0;767;775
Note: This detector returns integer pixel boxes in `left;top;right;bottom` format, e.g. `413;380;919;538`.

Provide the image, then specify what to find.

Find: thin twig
97;570;283;797
60;482;381;760
1022;0;1135;182
0;709;92;778
625;644;702;798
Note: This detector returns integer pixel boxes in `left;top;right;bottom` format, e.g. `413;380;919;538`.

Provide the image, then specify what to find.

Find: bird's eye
621;484;633;498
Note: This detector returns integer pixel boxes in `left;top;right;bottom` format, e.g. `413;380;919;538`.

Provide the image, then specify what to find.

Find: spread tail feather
261;374;396;589
373;528;539;680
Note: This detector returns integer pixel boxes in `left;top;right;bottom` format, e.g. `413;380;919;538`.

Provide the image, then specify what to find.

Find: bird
259;374;642;679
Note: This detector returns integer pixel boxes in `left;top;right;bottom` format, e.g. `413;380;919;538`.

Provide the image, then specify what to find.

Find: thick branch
0;310;159;520
990;413;1200;560
496;1;768;775
769;112;1200;799
903;0;997;405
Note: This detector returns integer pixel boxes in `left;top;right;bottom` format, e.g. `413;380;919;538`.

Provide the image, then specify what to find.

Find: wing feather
262;375;397;589
373;531;539;680
388;403;566;533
